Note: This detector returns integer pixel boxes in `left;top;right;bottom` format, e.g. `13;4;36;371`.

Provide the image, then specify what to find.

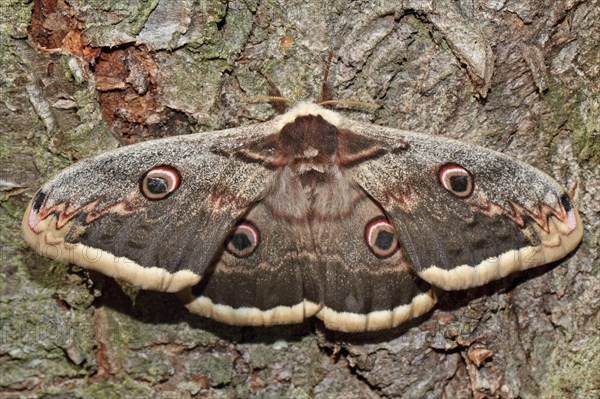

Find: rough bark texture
1;0;598;398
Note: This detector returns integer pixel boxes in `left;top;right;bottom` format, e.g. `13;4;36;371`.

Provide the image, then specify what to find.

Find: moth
23;101;583;332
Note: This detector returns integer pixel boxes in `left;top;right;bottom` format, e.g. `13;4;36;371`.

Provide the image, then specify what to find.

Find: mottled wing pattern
347;120;583;290
23;121;280;292
181;180;435;332
22;102;583;332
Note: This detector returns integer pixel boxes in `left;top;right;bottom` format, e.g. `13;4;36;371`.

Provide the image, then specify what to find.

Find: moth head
139;165;181;200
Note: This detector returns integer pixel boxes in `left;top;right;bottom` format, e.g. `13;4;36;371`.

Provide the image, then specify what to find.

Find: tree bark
1;0;598;398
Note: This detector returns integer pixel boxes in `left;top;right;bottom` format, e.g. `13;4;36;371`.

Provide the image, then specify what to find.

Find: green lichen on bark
184;0;254;58
156;50;229;129
1;0;598;398
81;376;169;399
544;73;600;169
0;0;32;39
541;334;600;399
0;199;97;390
53;55;120;160
77;0;160;43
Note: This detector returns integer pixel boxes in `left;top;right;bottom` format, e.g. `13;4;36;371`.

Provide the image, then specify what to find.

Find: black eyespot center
365;217;399;258
146;177;169;194
449;174;469;193
438;163;474;198
374;230;394;250
230;232;252;251
225;221;260;258
140;165;181;200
